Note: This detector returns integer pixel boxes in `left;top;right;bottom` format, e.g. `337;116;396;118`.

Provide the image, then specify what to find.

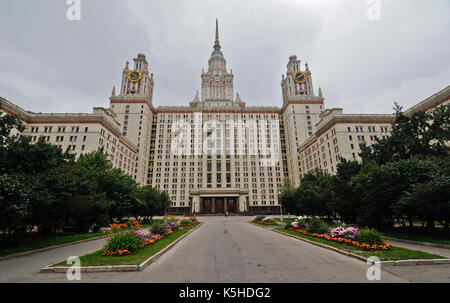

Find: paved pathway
383;239;450;258
1;217;449;282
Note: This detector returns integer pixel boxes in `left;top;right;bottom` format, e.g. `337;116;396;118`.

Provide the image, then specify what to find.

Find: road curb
382;236;450;249
137;222;204;271
265;226;450;267
0;234;108;261
39;223;204;273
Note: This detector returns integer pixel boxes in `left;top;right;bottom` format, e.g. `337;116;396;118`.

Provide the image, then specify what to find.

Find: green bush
104;231;140;252
297;219;310;229
356;229;384;245
180;219;190;225
151;222;166;235
305;218;330;234
254;215;265;221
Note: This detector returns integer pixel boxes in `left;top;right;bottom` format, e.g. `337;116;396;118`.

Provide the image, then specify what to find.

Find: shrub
329;226;359;240
104;231;141;253
180;219;190;225
356;229;384;245
262;217;274;223
163;221;178;231
305;218;329;234
253;215;265;221
151;222;166;235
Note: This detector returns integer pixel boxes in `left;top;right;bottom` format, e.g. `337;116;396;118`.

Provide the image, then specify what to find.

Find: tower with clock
109;53;155;186
117;53;154;101
280;55;317;103
280;55;325;187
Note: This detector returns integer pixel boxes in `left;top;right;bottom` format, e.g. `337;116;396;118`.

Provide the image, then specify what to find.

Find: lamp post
280;204;283;222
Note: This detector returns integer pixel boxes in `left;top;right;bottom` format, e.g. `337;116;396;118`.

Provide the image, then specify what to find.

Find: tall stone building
1;20;449;214
109;53;155;185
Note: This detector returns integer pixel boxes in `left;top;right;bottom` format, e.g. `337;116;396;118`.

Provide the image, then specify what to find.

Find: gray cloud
0;0;448;114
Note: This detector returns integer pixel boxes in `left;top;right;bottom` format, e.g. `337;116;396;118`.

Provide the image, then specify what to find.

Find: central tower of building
200;19;234;103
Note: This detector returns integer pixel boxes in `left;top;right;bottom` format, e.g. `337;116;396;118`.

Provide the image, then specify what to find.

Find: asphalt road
1;216;449;282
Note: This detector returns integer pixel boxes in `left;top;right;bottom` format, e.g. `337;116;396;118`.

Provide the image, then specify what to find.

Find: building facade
1;21;449;214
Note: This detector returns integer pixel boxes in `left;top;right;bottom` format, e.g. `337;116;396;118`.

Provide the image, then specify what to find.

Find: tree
0;174;30;245
278;177;297;215
393;157;450;229
0;135;73;175
331;159;362;223
0;102;25;146
360;103;450;165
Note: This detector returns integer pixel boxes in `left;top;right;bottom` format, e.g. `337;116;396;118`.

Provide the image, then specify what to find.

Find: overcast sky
0;0;449;115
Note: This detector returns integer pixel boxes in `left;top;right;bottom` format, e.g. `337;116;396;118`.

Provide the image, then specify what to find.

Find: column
200;197;203;213
224;197;228;213
212;197;216;214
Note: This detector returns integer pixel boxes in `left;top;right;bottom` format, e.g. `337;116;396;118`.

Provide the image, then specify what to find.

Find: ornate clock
293;71;307;83
128;70;143;83
214;74;220;82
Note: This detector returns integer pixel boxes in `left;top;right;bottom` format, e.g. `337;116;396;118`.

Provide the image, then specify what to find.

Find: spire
214;18;221;51
319;87;323;98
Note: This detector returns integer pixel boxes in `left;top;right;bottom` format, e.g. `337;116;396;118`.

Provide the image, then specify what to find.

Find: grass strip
275;227;445;261
51;229;190;267
250;221;280;227
273;218;296;224
180;222;201;229
380;232;450;246
0;232;104;258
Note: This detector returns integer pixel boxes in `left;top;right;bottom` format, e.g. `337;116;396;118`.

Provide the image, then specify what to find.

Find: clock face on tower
214;74;220;82
128;70;143;82
293;71;307;83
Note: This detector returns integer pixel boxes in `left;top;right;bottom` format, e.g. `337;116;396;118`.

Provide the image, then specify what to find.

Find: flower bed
179;220;199;227
252;216;279;225
101;218;179;257
179;217;199;227
286;226;392;251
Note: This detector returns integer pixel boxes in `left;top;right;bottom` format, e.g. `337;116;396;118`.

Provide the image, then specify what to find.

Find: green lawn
52;228;190;266
273;218;296;224
0;232;105;258
179;222;202;229
250;221;281;228
380;231;450;246
275;228;445;261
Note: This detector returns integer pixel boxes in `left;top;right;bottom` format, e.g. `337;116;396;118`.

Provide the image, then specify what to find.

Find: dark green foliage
0;107;171;247
356;229;384;246
279;169;336;220
151;222;166;235
305;218;330;234
331;159;362;223
104;231;141;252
278;103;450;231
360;103;450;165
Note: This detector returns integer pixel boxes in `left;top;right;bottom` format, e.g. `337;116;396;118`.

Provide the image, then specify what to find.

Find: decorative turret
281;55;316;103
190;90;200;107
115;54;154;102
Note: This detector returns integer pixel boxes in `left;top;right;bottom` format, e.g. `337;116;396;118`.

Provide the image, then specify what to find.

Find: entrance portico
190;188;249;214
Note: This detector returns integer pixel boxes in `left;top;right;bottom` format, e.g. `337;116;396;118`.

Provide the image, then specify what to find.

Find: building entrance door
201;198;212;214
226;198;237;213
215;198;224;214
